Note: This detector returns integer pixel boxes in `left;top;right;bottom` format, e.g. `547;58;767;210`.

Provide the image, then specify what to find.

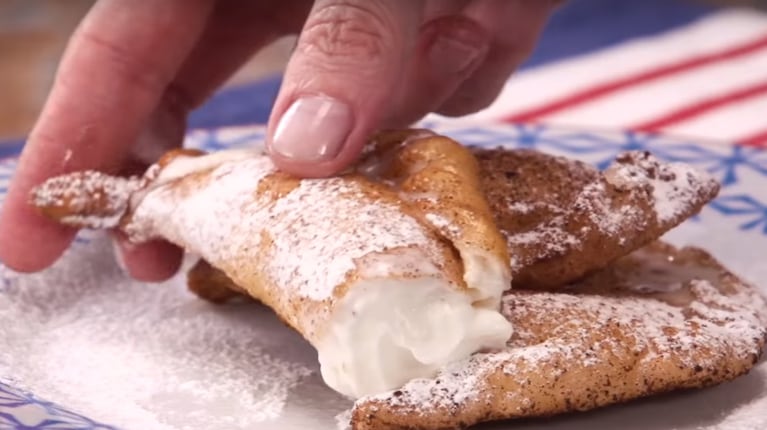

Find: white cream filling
318;254;512;399
461;250;511;308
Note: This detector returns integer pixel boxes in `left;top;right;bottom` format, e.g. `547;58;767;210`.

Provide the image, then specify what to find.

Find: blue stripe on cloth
188;75;282;130
0;141;23;159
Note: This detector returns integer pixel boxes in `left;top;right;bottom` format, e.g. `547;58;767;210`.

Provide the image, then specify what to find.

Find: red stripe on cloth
631;80;767;132
740;129;767;147
503;32;767;123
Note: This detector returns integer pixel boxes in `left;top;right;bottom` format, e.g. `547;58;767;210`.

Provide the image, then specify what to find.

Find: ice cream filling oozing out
317;251;513;398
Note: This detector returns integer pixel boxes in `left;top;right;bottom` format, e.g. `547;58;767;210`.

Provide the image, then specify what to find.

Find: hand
0;0;558;281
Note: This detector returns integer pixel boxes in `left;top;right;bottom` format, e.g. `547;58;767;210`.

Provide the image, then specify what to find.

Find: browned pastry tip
30;170;140;229
474;148;720;290
29;149;211;230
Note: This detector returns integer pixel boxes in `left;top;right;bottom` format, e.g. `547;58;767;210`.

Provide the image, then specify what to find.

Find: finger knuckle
299;2;395;68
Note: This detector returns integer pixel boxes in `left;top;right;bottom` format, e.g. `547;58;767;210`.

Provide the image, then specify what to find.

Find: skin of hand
0;0;560;281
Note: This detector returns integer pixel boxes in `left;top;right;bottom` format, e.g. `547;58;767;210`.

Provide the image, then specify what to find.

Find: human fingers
383;11;492;127
112;233;184;282
130;0;312;165
0;0;213;272
436;0;557;116
372;0;556;128
266;0;423;177
116;0;311;281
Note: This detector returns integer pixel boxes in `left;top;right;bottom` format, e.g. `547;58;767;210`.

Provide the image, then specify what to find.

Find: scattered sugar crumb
506;201;534;214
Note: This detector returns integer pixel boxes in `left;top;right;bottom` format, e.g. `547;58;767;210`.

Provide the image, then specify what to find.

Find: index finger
0;0;213;272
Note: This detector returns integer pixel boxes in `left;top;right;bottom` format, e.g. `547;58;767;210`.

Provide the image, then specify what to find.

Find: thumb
266;0;422;177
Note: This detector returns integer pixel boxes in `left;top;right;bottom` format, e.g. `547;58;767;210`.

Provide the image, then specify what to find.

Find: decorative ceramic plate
1;122;765;430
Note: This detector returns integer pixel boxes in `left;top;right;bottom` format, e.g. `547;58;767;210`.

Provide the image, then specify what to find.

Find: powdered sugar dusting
505;201;535;214
424;212;462;238
505;226;579;271
32;171;142;229
127;156;275;254
709;387;767;430
652;164;711;223
127;153;446;305
501;176;647;272
356;244;767;422
575;181;645;235
0;237;315;430
604;151;719;224
500;150;718;276
263;178;441;301
335;408;353;430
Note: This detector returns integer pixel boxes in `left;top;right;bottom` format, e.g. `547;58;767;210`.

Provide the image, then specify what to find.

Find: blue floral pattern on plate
0;382;116;430
0;122;765;429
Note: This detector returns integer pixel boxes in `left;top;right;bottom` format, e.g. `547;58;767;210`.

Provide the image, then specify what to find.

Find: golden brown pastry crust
352;242;767;430
187;259;245;304
364;130;511;280
29;129;750;430
474;148;719;289
30;129;512;349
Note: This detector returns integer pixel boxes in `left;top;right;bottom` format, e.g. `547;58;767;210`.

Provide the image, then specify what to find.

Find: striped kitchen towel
437;9;767;147
2;3;765;151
